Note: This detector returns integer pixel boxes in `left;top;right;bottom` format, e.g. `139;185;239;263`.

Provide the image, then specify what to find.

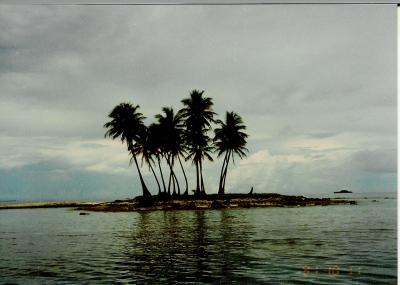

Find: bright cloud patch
0;136;132;175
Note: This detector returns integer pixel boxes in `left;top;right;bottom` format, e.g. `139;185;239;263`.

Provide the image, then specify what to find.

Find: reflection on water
0;197;397;284
125;210;257;284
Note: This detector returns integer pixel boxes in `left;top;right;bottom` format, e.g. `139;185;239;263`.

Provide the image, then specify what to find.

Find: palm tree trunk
157;157;167;193
132;155;151;197
168;170;172;195
172;171;176;195
167;155;172;195
221;151;232;194
178;156;188;195
169;157;180;195
173;171;180;195
171;157;177;196
149;162;161;195
218;152;229;195
195;160;200;195
199;159;205;194
201;174;205;194
221;151;231;192
167;155;176;195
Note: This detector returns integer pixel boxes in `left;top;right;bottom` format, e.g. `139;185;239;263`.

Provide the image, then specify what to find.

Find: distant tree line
104;90;249;197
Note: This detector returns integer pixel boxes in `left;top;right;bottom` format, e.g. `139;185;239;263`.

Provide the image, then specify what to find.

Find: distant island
334;190;353;194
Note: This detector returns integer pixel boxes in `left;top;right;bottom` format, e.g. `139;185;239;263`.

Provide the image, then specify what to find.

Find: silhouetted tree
155;107;186;196
180;90;215;195
138;127;162;195
148;123;167;194
104;103;151;197
104;91;251;199
214;111;248;195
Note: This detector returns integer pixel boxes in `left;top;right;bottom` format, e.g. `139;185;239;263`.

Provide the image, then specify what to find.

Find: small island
0;90;358;212
334;190;353;194
75;193;356;212
0;193;356;211
0;91;347;212
94;90;358;211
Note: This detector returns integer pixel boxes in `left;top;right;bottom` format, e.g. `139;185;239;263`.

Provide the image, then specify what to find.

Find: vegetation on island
104;89;249;198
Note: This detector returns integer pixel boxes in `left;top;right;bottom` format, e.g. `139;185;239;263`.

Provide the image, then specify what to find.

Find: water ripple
0;200;396;284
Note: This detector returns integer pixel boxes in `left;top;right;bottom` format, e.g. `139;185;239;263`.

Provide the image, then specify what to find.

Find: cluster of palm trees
104;90;249;198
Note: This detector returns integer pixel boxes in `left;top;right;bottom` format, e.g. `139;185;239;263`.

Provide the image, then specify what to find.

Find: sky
0;4;397;201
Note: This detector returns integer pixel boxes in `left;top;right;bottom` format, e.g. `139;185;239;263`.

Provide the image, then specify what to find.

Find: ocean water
0;194;396;284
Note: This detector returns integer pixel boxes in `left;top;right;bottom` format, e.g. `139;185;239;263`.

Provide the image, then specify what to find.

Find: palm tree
155;107;187;196
148;123;167;194
104;103;152;197
138;127;162;195
180;90;215;195
184;132;214;194
214;111;248;195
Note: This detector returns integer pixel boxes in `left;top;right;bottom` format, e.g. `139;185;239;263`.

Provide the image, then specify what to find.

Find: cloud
284;137;344;152
306;132;339;139
223;145;396;195
225;149;313;194
0;136;132;175
0;5;396;199
351;149;397;174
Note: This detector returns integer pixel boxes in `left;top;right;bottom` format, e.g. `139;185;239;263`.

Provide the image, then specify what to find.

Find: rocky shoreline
75;193;356;212
0;201;95;210
0;193;356;211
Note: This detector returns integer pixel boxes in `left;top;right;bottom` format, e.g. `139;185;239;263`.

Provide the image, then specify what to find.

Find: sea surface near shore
0;192;396;284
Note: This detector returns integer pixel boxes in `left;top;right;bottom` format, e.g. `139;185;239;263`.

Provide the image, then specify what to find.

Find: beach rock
286;238;296;245
282;197;297;206
313;199;330;206
79;212;89;215
239;201;251;208
184;202;197;210
211;200;226;209
136;197;155;208
170;202;182;210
